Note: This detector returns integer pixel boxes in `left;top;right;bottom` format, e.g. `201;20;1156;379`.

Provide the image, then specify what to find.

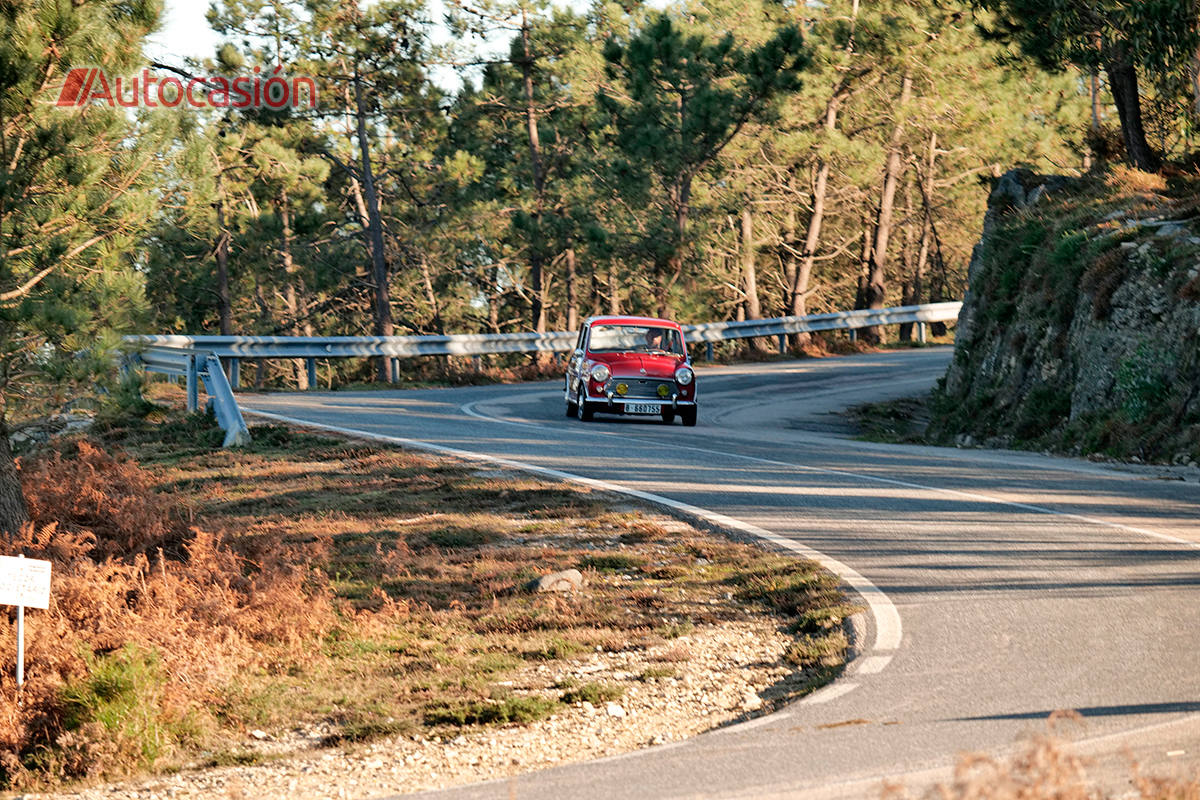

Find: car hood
591;353;683;379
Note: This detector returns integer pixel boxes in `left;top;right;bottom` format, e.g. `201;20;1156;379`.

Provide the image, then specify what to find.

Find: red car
565;316;697;426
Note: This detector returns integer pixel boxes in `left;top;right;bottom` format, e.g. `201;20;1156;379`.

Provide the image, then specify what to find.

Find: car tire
680;407;697;427
577;395;594;421
566;392;577;417
661;408;676;424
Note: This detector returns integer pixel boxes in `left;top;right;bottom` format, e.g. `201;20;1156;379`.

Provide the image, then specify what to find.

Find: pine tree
974;0;1199;171
598;11;810;318
0;0;162;533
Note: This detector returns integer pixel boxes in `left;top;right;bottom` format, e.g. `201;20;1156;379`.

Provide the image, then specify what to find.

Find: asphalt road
240;347;1200;799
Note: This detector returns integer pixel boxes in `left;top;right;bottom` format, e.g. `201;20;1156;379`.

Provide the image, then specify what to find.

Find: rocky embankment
930;166;1200;463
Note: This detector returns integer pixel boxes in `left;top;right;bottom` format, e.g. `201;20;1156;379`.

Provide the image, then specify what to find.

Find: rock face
932;167;1200;462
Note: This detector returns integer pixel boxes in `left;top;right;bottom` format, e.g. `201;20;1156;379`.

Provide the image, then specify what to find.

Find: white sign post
0;554;52;687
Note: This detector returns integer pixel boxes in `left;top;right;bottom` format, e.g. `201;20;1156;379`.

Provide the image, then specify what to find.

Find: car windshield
589;325;685;355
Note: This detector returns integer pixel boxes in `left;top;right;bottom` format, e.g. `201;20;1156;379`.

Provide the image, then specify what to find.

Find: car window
588;325;684;356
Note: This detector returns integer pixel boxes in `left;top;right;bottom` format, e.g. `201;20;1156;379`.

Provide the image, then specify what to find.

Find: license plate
625;403;662;415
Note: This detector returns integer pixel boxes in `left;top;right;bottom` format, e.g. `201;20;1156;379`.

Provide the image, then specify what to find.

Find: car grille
610;377;675;400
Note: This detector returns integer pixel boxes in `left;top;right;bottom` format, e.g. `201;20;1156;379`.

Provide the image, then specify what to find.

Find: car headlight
590;363;611;382
674;366;694;385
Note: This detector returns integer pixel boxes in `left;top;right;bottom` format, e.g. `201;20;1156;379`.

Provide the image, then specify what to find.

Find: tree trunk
854;225;872;312
565;245;579;332
780;203;806;349
740;205;766;353
213;165;234;337
419;252;444;335
488;264;502;333
0;415;28;537
740;205;762;320
252;274;271;388
790;89;844;348
608;264;620;315
353;70;394;381
659;175;693;319
278;195;311;390
520;9;548;350
1104;50;1161;172
861;71;913;345
898;174;917;342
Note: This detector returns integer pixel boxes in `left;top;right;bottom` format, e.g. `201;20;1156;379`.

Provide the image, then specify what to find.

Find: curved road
241;348;1200;799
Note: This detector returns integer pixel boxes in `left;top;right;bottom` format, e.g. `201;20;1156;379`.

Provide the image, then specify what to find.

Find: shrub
424;695;561;727
560;682;624;705
1;441;336;787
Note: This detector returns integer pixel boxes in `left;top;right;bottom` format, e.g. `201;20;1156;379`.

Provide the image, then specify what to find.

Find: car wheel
577;394;594;421
565;391;577;417
661;408;676;424
680;407;697;427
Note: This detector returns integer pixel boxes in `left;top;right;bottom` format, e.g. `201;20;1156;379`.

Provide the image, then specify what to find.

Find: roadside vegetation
0;408;855;790
886;714;1200;799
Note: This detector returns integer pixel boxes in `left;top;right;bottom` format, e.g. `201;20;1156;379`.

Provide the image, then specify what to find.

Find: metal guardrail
682;302;962;343
127;302;961;446
135;346;251;447
131;302;961;360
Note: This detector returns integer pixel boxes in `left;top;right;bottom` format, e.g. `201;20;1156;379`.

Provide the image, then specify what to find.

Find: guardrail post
917;322;927;344
777;334;786;354
848;329;857;343
705;342;714;362
201;354;252;447
186;355;199;412
229;358;240;389
306;358;318;390
390;357;400;384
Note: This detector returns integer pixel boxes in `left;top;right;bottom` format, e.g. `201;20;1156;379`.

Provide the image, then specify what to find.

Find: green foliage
424;694;561;727
783;631;846;669
1116;342;1174;423
0;0;162;429
559;682;624;705
579;553;644;572
1013;385;1072;440
50;645;197;774
731;561;842;618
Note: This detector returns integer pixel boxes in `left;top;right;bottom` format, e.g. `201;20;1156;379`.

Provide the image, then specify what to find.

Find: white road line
852;656;894;675
242;407;905;694
460;398;1200;551
798;682;861;705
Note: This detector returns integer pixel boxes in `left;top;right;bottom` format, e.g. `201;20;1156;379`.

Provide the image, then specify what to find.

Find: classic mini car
565;316;697;426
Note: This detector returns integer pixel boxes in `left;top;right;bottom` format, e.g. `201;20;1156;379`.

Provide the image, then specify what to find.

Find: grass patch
424;695;562;727
579;552;645;572
559;682;625;705
639;666;677;681
846;396;931;444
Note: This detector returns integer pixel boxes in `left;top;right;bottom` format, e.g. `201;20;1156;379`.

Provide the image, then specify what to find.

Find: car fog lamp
616;383;629;396
674;366;694;385
657;383;670;398
590;363;611;382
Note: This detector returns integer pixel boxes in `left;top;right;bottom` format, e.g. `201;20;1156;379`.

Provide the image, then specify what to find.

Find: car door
567;324;588;399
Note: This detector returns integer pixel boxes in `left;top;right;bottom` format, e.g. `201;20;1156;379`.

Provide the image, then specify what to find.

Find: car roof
584;315;682;330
